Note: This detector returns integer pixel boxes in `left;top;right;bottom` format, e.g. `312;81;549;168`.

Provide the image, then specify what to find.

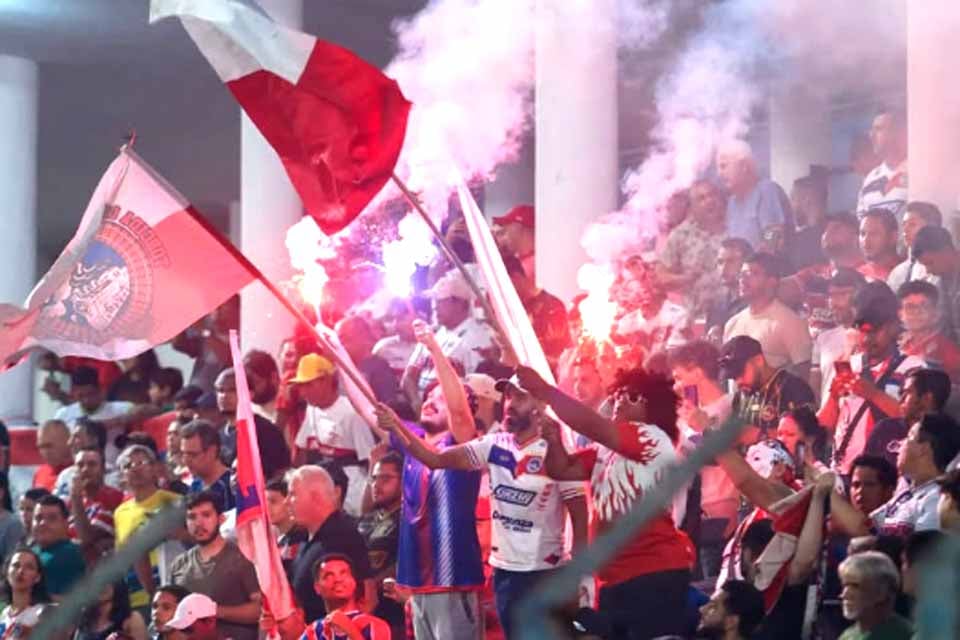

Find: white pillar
0;56;38;423
768;86;832;189
535;0;618;303
907;1;960;227
240;0;303;358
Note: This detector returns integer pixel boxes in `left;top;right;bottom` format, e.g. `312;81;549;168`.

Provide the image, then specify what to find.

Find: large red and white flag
151;0;411;235
0;149;254;368
230;330;297;626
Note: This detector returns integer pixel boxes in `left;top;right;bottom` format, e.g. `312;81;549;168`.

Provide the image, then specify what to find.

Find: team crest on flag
35;206;169;345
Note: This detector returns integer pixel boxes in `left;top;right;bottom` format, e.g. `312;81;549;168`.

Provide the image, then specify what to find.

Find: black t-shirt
865;418;908;468
221;415;291;482
732;370;816;436
788;224;827;273
357;506;400;576
291;510;372;623
756;583;807;640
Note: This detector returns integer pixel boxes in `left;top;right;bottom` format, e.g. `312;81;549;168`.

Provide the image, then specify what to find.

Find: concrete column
0;56;38;423
240;0;304;358
768;86;832;189
907;1;960;226
535;0;619;303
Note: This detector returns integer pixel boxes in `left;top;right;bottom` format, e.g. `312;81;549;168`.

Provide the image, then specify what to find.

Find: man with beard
818;283;924;477
170;491;260;640
300;554;391;640
67;446;124;562
242;349;281;422
858;209;902;283
719;336;815;441
374;322;484;640
212;368;289;482
377;372;588;638
837;552;913;639
696;580;765;640
724;252;812;379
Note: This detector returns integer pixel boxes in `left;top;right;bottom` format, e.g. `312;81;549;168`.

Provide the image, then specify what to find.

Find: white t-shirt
887;259;938;295
0;603;43;637
54;400;134;465
724;300;813;369
871;479;940;538
824;351;925;474
857;160;908;222
295;395;375;462
463;432;584;571
408;317;496;394
615;300;691;352
373;335;417;375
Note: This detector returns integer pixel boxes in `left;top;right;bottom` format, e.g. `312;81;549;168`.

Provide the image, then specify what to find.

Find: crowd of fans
1;104;959;640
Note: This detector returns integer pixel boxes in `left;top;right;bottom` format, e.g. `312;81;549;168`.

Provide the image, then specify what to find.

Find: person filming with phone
818;282;924;478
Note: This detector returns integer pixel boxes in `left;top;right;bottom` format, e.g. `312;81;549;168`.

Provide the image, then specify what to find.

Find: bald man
287;466;375;625
34;420;73;493
716;139;792;251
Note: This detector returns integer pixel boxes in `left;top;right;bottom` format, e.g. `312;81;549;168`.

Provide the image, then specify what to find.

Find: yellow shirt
114;489;181;608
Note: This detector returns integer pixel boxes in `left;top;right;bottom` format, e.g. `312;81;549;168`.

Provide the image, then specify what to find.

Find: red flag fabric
151;0;411;234
753;491;814;613
0;149;254;367
230;330;297;623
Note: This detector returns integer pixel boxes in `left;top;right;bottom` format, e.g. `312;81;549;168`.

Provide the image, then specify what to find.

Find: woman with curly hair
0;547;52;637
515;364;693;640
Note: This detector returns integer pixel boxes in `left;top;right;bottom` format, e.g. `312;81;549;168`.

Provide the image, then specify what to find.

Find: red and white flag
0;149;254;368
151;0;411;235
230;330;296;625
753;491;815;613
455;179;555;387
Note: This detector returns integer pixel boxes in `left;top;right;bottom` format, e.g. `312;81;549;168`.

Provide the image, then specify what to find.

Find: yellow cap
289;353;336;384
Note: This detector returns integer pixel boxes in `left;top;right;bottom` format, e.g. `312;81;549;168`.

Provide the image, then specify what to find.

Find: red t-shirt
67;485;125;538
576;421;693;586
32;464;67;492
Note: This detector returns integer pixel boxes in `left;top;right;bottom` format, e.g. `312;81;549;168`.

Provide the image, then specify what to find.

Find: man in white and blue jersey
378;374;588;638
380;321;485;640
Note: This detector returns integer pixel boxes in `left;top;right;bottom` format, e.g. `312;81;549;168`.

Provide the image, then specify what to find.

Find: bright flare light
576;262;618;341
285;217;336;308
380;214;438;297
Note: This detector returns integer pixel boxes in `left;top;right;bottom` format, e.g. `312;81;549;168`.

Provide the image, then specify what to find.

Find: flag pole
183;207;379;406
390;173;518;362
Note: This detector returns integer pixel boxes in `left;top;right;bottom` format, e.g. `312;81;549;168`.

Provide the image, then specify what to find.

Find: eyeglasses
122;459;153;472
614;388;645;405
372;474;400;482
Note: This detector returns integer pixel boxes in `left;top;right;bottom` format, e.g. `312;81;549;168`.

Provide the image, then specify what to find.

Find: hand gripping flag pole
390;172;519;364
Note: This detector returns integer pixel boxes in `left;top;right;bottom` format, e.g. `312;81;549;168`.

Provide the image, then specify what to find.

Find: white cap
464;373;499;402
165;593;217;630
426;270;473;301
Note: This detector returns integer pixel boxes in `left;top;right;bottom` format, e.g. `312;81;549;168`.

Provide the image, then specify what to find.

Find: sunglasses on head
614;388;645;404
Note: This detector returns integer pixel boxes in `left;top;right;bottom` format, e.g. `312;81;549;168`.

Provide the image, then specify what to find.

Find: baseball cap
426;270;473;302
289;353;336;384
464;373;499;402
852;281;899;328
492;204;535;230
494;374;532;395
165;593;217;630
911;225;954;259
718;336;763;380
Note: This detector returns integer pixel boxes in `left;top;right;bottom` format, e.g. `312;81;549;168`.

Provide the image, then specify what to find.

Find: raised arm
539;413;591;482
375;404;475;470
414;320;477;444
787;473;833;585
716;449;793;511
515;365;622;454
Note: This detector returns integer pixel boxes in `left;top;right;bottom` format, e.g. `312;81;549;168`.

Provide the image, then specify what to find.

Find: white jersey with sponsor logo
464;431;585;572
